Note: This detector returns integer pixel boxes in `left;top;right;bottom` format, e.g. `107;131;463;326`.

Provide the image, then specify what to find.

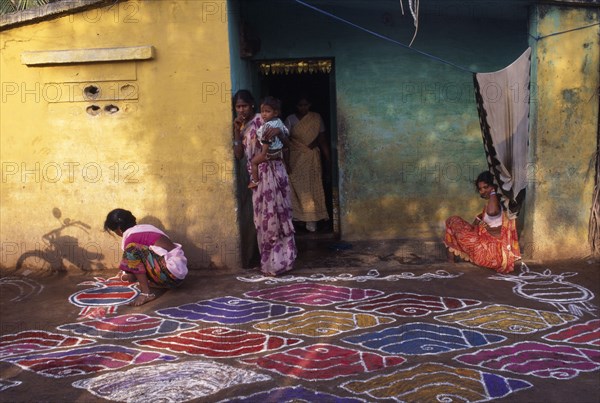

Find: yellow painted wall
524;5;599;260
0;0;238;272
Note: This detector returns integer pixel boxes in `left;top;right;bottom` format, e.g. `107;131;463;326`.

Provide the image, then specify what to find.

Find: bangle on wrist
490;191;496;196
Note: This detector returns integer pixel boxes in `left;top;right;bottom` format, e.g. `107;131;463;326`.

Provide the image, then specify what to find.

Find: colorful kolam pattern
219;386;367;403
134;327;303;357
1;265;598;402
0;330;95;359
342;322;506;355
252;310;395;337
3;344;177;378
541;319;600;346
57;313;196;339
72;360;271;402
435;304;579;333
237;268;462;284
156;296;303;324
337;292;481;317
245;282;384;306
68;277;140;320
240;343;405;381
340;362;533;402
454;341;600;379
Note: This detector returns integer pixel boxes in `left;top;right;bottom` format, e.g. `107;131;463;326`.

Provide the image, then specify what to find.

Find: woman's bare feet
107;272;135;282
121;273;136;282
128;292;156;306
447;250;457;263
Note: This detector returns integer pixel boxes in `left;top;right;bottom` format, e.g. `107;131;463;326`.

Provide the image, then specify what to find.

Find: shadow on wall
13;208;105;277
10;210;215;276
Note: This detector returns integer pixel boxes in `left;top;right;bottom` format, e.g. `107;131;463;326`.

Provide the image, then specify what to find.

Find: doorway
256;58;339;239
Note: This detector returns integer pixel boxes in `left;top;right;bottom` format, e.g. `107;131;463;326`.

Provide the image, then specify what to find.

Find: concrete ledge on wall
21;46;155;66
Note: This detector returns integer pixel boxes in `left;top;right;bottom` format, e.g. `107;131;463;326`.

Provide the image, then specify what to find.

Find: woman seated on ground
104;208;188;306
444;171;521;273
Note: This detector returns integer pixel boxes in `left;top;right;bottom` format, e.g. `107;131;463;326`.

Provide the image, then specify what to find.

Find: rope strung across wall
529;22;600;41
293;0;473;74
294;0;599;74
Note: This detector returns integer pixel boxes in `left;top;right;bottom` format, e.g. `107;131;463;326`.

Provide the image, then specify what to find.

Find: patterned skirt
119;243;183;288
444;212;520;273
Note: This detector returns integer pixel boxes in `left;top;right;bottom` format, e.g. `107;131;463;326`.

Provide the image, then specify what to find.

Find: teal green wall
232;0;529;242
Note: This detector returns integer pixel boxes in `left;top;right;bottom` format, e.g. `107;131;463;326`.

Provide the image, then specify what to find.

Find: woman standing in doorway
232;90;296;276
284;95;331;232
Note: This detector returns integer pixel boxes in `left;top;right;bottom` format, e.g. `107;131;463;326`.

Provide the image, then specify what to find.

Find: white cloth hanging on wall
474;47;532;218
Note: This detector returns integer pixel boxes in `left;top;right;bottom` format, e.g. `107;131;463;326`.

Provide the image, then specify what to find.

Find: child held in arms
248;96;289;188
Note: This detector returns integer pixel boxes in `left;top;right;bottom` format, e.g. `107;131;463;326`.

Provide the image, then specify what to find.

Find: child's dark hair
474;171;497;191
261;96;281;111
104;208;136;232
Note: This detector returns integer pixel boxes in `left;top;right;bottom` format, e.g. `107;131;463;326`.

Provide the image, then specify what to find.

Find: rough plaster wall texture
0;0;238;271
333;14;529;241
527;5;599;260
246;0;528;241
335;55;483;241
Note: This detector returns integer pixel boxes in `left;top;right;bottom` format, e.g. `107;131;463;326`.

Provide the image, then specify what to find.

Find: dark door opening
257;59;338;238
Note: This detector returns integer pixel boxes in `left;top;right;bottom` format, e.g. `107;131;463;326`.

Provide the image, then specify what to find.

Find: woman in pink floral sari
233;90;296;276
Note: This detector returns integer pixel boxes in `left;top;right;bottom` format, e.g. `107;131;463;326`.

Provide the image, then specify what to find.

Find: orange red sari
444;209;521;273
